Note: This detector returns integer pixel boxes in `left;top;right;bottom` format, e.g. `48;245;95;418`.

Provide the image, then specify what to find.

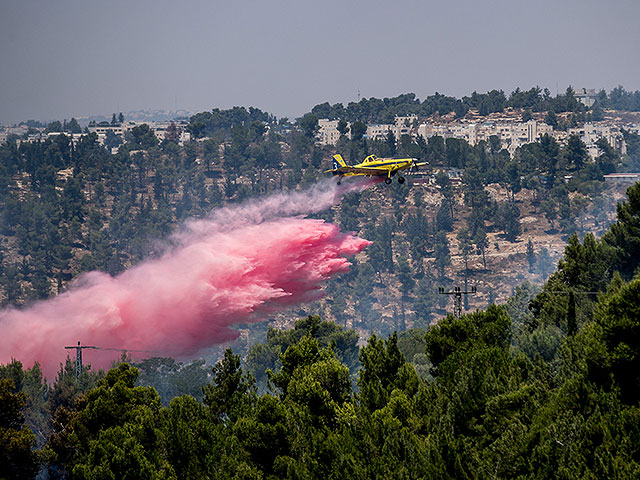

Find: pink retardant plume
0;178;373;379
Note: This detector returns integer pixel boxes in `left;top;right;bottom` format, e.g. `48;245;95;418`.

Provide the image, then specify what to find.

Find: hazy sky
1;0;639;124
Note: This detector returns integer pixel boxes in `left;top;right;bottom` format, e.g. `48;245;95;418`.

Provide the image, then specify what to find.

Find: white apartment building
87;121;191;146
89;125;126;136
366;123;394;141
317;119;342;146
568;122;626;157
416;119;555;155
151;122;191;144
418;122;477;144
394;115;418;140
319;114;636;160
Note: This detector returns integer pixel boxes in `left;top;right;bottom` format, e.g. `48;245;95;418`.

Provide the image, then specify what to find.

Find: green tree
396;256;414;298
434;231;451;278
457;228;474;273
436;198;453;231
62;364;176;479
596;137;617;174
65;118;81;134
584;276;640;401
202;349;255;423
425;304;511;371
526;238;536;272
541;196;558;230
544;110;558;127
496;201;522;242
603;182;640;279
474;228;489;270
566;290;577;335
357;332;415;411
0;378;39;480
297;113;319;138
126;124;158;150
413;276;437;328
161;395;222;480
504;160;522;201
337;119;349;137
246;316;359;390
45;121;63;133
349;121;367;142
564;134;588;171
268;335;351;426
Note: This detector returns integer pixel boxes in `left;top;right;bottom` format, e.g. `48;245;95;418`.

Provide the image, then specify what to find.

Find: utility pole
64;341;98;379
438;285;477;318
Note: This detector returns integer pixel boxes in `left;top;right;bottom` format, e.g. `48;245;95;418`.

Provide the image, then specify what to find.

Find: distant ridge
77;109;196;126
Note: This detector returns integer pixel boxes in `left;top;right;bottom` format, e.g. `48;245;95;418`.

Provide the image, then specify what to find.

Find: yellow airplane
325;154;427;185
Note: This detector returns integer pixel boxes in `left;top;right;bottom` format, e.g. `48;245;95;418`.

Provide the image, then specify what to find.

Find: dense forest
2;181;640;478
2;86;640;478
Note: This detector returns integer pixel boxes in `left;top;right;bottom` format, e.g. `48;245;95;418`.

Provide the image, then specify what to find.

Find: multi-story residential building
364;116;418;142
417;120;551;152
316;114;637;160
151;122;191;144
394;115;418;140
317;119;342;146
419;122;477;145
568;122;626;157
87;121;191;146
366;123;394;141
89;124;126;136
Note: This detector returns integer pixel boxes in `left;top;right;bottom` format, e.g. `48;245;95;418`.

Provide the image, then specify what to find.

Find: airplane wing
325;166;390;175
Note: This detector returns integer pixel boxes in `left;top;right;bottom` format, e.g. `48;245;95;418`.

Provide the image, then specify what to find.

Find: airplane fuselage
326;154;424;184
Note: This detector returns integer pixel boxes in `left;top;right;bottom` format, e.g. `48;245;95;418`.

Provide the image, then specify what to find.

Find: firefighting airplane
325;154;427;185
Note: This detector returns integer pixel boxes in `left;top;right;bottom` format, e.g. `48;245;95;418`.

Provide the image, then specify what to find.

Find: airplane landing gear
385;177;392;185
398;176;405;184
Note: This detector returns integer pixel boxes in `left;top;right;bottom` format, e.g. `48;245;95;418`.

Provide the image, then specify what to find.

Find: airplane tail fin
332;154;347;170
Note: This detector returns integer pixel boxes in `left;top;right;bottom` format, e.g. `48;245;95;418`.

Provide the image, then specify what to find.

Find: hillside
271;177;625;336
2;179;640;479
1;108;637;345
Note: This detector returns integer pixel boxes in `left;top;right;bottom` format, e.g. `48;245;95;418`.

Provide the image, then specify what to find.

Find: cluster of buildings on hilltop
87;121;191;147
317;115;418;147
0;121;191;153
317;114;640;159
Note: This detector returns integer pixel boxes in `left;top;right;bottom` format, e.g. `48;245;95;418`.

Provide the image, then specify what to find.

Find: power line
438;285;477;318
544;291;601;295
64;341;97;379
64;341;161;379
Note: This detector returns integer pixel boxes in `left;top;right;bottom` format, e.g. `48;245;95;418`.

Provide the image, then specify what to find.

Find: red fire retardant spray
0;179;373;379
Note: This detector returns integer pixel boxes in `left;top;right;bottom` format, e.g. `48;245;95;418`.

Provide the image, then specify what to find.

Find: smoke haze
0;179;372;379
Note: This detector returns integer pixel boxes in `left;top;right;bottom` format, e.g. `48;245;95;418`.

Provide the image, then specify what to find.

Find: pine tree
527;238;536;272
566;291;577;335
